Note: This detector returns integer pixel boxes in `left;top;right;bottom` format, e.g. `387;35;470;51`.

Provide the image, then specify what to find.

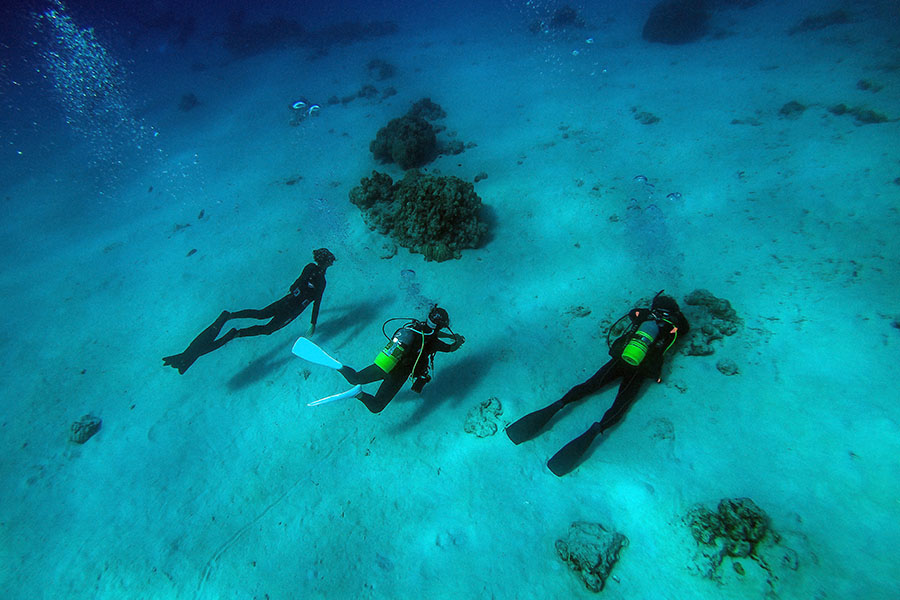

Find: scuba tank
621;319;659;366
374;322;425;373
374;307;453;385
608;291;680;367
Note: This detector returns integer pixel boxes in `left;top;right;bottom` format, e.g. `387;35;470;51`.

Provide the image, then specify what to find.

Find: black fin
505;401;565;444
547;424;602;477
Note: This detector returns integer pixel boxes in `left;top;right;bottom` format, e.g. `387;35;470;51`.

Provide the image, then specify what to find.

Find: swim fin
308;384;363;407
162;352;196;375
291;337;343;369
547;423;603;477
505;400;565;445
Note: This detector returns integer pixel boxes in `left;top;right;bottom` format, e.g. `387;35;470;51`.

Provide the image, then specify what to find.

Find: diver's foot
338;365;358;384
163;354;186;374
358;392;388;414
162;353;197;374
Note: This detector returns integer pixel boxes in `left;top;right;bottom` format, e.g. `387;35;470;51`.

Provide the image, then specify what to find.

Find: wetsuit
557;306;690;435
227;263;327;337
163;262;327;374
338;322;464;414
506;305;689;445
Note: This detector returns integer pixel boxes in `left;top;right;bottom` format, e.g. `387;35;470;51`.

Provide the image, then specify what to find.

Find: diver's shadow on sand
227;297;390;391
227;297;387;392
389;350;492;433
315;296;392;351
477;204;500;247
227;347;292;391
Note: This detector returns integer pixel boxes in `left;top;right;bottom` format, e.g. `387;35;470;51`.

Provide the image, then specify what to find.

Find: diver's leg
547;369;644;477
231;296;301;338
233;315;295;338
227;308;267;319
558;360;622;405
358;371;406;414
506;360;621;444
339;364;387;385
546;370;647;475
596;371;646;433
163;311;231;374
229;295;291;321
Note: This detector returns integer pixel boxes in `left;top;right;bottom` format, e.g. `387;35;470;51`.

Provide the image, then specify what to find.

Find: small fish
291;99;308;111
586;37;594;44
186;248;197;257
633;175;648;183
666;192;682;200
307;104;321;117
197;209;205;220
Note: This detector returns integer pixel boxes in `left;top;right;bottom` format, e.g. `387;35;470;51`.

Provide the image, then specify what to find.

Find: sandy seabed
1;1;899;598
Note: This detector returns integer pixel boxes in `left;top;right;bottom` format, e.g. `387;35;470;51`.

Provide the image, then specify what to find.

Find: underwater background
1;0;899;598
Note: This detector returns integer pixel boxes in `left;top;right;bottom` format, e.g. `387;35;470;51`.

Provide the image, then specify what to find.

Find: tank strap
658;317;678;354
408;328;427;380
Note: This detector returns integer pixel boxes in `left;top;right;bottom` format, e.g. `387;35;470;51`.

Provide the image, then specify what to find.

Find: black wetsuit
338;322;464;414
558;306;689;435
227;263;326;337
506;305;689;445
163;263;327;374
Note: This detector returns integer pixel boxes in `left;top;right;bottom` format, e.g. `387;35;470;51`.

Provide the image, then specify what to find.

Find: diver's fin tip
307;384;363;407
292;337;342;369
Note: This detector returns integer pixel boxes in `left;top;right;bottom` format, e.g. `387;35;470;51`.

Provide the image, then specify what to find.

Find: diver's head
313;248;336;268
427;305;450;330
651;292;680;318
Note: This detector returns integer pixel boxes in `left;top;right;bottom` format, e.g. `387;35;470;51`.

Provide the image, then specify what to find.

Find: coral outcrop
369;98;449;170
556;521;628;592
350;170;487;261
370;115;437;170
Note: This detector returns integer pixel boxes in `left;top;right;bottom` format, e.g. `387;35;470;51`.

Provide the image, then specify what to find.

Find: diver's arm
309;291;323;326
647;324;681;381
305;298;321;337
629;307;649;323
306;267;326;326
646;354;665;382
434;332;465;352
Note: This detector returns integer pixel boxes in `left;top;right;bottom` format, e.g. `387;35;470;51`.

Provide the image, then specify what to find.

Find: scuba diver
506;291;689;476
291;305;465;413
162;248;335;374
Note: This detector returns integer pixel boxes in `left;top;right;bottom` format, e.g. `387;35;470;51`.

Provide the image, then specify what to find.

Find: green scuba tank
621;319;660;366
374;326;422;372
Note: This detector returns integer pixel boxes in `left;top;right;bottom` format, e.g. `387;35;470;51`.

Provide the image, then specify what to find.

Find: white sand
2;1;899;598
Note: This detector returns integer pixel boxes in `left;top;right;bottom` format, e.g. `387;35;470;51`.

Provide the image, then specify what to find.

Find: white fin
291;337;342;369
307;385;363;407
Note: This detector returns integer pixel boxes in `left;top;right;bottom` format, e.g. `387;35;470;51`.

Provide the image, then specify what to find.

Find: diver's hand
306;323;316;337
454;333;466;347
